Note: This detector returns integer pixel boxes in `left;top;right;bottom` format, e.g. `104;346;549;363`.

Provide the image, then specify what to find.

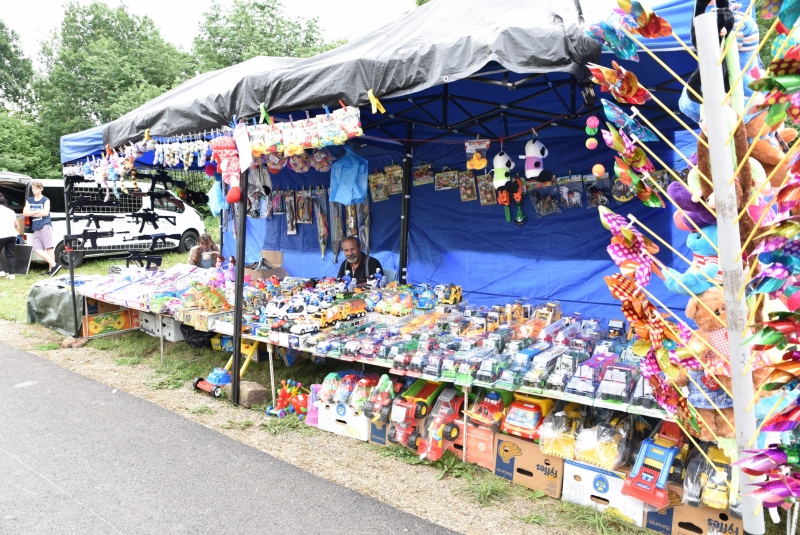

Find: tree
193;0;344;72
33;2;193;167
0;19;33;109
0;110;60;177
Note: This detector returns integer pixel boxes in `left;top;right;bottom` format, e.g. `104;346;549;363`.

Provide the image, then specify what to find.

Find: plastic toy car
406;352;429;378
349;375;380;412
454;356;483;387
362;375;400;422
315;339;333;354
522;345;567;389
564;353;618;397
500;394;554;440
419;388;465;461
390;351;414;375
537;317;566;343
597;361;640;403
414;289;437;310
545;349;590;391
466;390;507;428
421;352;447;380
505;338;533;354
494;341;551;389
474;354;509;385
390;302;412;316
341;340;363;361
607;318;627;339
439;354;463;381
553;320;581;346
622;421;688;509
388;380;446;450
631;376;657;408
534;301;562;324
289;320;320;335
440;284;463;305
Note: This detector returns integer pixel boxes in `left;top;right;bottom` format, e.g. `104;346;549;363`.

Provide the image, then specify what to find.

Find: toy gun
127;209;177;232
126;250;163;270
64;229;128;251
146;170;186;192
123;233;182;251
131;190;185;210
68;197;119;216
72;213;121;229
64;174;95;193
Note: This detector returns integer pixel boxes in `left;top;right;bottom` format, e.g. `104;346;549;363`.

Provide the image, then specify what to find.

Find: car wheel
408;430;421;451
414;401;428;419
387;427;397;443
444;422;460;440
55;242;84;268
178;229;199;253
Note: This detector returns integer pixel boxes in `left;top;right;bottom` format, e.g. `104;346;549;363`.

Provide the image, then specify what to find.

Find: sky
4;0;417;67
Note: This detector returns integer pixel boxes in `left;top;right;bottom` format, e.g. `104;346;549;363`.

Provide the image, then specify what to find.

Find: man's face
200;240;212;252
343;239;360;264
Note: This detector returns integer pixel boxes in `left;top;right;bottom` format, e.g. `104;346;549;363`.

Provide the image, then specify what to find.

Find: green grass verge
34;342;61;350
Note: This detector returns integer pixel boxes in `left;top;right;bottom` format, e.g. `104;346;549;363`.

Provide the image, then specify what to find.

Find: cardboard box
316;401;370;442
448;421;496;471
86;298;120;316
493;433;565;499
83;309;136;338
138;311;160;337
160;316;184;342
245;251;288;280
641;478;743;535
369;419;389;445
562;459;645;527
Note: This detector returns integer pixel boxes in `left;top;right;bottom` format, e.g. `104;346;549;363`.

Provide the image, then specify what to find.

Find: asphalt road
0;343;459;535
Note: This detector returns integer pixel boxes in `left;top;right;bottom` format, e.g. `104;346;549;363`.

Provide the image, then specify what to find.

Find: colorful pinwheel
762;0;800;34
615;157;663;207
615;0;673;39
758;351;800;391
750;45;800;126
746;474;800;509
602;99;658;142
589;61;650;106
602;123;656;174
736;444;800;477
762;402;800;433
600;207;661;286
587;21;639;61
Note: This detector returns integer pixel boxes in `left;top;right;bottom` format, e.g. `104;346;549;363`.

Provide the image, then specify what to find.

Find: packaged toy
539;402;586;459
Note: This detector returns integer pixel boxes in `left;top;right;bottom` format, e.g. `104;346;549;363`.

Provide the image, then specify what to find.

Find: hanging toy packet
272;188;285;214
282;121;306;156
477;172;497;206
332;104;363;138
412;163;434;186
295;189;313;224
557;174;584;209
384;164;403;195
368;171;390;202
297;117;320;151
529;179;561;218
585;174;611;209
458;170;477;202
465;139;490;170
435;168;458;191
316;108;347;146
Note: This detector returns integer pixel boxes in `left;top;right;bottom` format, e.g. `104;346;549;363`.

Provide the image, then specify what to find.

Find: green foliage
416;0;432;5
186;405;215;415
457;473;514;506
115;356;146;366
0;110;60;177
33;1;193;169
193;0;344;71
34;342;61;350
221;419;254;430
0;20;33;108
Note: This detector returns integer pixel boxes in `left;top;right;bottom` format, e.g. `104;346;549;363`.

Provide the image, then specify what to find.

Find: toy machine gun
67;197;119;216
63;172;95;193
133;170;186;210
64;229;128;252
72;213;121;229
127;208;176;232
123;233;182;251
126;250;163;270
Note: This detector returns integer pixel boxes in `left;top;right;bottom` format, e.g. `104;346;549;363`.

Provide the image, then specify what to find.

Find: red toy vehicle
419;389;465;461
465;390;508;429
362;375;401;422
500;394;554;440
387;380;446;450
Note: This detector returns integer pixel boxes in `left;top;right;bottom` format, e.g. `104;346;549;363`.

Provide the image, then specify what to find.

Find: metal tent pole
399;124;413;285
63;184;80;338
695;12;764;535
231;169;249;405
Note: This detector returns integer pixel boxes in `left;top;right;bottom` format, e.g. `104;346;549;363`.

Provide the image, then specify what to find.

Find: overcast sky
5;0;417;67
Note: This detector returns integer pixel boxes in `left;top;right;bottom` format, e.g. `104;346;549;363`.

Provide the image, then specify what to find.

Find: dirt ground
2;319;588;535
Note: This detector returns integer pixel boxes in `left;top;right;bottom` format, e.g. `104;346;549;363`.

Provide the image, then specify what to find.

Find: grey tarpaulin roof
103;0;600;148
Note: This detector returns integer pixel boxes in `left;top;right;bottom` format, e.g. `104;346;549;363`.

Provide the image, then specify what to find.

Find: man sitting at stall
187;233;222;268
337;236;383;285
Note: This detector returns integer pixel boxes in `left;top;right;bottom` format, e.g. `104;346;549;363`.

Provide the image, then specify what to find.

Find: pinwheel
615;0;672;39
587;21;639;61
758;351;800;391
746;474;800;509
762;0;800;34
589;61;650;106
602;99;658;142
750;45;800;126
600;207;661;286
615;157;664;207
602;123;656;174
736;444;800;477
640;349;701;433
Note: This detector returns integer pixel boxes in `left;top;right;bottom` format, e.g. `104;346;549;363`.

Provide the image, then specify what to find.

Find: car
500;394;554;440
597;362;640;403
545;349;590;391
289;320;320;335
522;345;567;389
315;339;333;354
474;354;509;385
439;354;463;381
466;390;507;428
419;388;465;461
495;341;551;390
4;175;206;267
564;353;618;397
390;302;412;316
440;284;462;305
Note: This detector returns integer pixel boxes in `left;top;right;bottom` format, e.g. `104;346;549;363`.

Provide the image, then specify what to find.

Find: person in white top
0;195;22;279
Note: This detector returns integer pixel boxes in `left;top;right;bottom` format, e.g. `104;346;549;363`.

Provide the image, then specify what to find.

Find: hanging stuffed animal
492;151;525;223
210;135;241;203
519;136;554;182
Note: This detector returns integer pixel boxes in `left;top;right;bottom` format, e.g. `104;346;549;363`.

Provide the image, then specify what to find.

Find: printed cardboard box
83;309;135;338
448;420;496;471
562;459;645;527
86;298;120;316
369;419;389;445
316;401;370;442
493;433;564;499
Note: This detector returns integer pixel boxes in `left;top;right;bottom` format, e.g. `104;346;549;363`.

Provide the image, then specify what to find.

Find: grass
34;342;61;350
186;405;215;415
220;419;254;430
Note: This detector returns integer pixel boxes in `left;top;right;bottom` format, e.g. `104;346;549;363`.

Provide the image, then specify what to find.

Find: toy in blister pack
281;121;305;157
310;148;333;172
557;175;584;209
682;445;737;514
263;121;284;154
611;176;634;203
297;117;320;150
477;172;497;206
459;170;477;201
285;190;297;235
575;413;636;470
316;111;347;146
333;105;363;138
648;169;671;191
295;190;313;224
529;180;561;218
435;168;459;191
385;164;403;195
539;402;586;460
585;174;611;209
271;189;285;214
368;171;390;202
465;139;490;170
413;163;434;186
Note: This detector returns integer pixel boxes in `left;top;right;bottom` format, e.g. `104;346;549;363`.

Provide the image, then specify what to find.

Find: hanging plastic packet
288;151;312;173
312;187;329;260
477;172;497;206
249;124;268;159
412;163;434;186
263;121;284;154
282;120;305;156
316;107;347;146
384;164;403;195
557;174;584;209
345;205;358;238
310;148;333;172
333;104;363;138
585;174;611;209
357;198;370;254
649;169;671;191
272;188;285;214
368;170;390;202
458;170;477;201
330;199;344;263
465;139;490;170
435;168;458;191
295;189;313;224
266;153;287;174
611;176;634;203
529;180;561;218
285;190;297;235
297;117;320;150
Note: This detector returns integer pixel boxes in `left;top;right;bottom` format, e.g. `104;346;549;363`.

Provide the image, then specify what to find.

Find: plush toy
667;181;717;231
518;137;554;182
663;226;720;296
746;110;797;188
676;288;771;441
210;136;241;203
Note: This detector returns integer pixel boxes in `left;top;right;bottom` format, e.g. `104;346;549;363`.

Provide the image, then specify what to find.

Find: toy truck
537;318;566;343
406;351;429;378
349;375;380;412
521;345;567;389
388;380;446;450
607;318;627;339
534;301;562;324
474;354;510;386
631;375;657;408
545;349;590;391
500;394;554;440
505;338;533;354
454;356;483;387
553;320;581;346
495;341;550;390
597;361;640;403
421;351;447;380
341;340;363;361
439;354;463;381
465;390;508;428
419;388;465;461
362;375;401;422
622;421;688;509
440;284;463;305
564;353;618;397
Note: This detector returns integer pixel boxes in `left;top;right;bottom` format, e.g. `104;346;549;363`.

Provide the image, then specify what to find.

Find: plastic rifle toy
64;229;128;250
68;197;119;217
64;173;95;193
123;233;182;252
126;250;163;270
131;190;185;211
127;209;177;233
146;169;186;192
72;213;121;229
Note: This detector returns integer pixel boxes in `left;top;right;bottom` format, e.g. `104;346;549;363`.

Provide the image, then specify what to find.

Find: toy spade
512;178;527;225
